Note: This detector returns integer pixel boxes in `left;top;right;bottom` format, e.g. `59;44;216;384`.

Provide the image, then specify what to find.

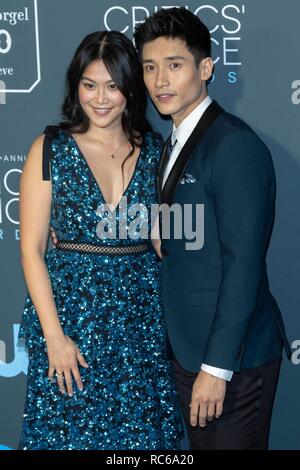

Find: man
134;7;291;450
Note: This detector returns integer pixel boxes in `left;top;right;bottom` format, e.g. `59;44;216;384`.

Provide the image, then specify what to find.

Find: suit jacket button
235;346;244;358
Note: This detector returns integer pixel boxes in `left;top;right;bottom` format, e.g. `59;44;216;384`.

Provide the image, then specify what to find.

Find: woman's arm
20;135;63;340
20;135;88;396
150;214;162;259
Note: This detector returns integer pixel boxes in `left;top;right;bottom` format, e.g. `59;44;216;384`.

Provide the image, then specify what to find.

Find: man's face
142;37;212;127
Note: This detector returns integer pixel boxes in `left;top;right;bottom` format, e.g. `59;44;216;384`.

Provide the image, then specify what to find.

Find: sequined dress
18;127;182;450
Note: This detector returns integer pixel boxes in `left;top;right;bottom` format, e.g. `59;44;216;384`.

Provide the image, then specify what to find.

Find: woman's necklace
109;140;132;160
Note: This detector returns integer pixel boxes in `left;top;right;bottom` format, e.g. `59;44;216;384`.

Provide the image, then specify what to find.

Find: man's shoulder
215;110;253;138
209;109;273;174
208;108;267;153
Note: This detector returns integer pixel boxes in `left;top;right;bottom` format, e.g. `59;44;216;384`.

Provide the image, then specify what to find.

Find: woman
18;31;182;450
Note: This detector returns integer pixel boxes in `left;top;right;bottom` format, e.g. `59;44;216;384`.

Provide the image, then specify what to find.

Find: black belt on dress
55;240;150;256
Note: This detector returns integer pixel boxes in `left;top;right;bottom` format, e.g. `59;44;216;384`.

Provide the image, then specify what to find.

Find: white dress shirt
162;95;233;382
162;95;212;187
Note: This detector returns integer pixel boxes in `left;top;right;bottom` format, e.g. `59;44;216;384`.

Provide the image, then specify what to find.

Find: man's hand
190;370;226;427
50;226;58;245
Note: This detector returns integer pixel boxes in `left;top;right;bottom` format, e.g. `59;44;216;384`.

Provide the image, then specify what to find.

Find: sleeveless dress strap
42;125;60;181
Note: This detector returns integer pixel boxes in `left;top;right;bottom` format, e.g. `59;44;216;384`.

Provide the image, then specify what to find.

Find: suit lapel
159;100;223;205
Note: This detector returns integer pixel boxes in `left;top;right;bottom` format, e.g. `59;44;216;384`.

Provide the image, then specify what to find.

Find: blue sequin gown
18;128;183;450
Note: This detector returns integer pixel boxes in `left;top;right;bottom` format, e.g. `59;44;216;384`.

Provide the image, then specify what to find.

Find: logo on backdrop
0;168;23;241
291;340;300;365
103;3;246;85
0;444;13;450
0;324;28;377
0;0;41;103
291;80;300;105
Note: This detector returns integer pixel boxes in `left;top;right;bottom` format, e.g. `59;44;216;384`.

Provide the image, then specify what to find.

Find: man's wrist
201;363;233;381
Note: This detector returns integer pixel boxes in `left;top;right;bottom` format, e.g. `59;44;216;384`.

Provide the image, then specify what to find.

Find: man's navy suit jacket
157;101;291;373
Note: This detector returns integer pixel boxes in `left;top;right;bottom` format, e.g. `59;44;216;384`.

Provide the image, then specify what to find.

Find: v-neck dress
18;127;183;450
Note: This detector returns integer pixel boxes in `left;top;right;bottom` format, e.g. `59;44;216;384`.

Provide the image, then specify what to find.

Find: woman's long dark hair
60;31;151;156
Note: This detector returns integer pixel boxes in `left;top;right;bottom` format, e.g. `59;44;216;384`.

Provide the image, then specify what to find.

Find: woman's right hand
47;335;89;396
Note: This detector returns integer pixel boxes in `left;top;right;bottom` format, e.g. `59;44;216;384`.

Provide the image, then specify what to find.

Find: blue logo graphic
0;324;28;377
0;444;12;450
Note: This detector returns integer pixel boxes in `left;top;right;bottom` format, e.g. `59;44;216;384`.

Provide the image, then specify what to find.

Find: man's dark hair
134;7;211;67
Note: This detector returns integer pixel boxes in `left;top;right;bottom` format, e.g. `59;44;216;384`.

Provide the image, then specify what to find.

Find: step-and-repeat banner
0;0;299;450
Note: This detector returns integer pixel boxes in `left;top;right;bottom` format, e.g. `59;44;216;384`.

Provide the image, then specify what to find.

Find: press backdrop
0;0;299;450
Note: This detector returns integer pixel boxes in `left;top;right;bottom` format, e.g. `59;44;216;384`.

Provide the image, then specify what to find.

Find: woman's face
78;59;127;131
